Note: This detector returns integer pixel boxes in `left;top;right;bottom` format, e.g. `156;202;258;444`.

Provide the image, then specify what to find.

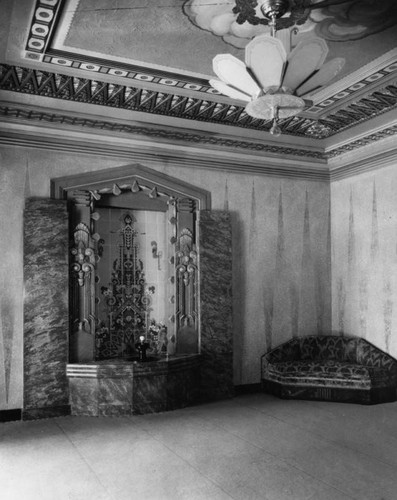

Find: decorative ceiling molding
324;125;397;159
25;0;62;56
0;129;330;182
1;64;396;140
0;100;397;173
330;149;397;181
1;100;396;180
307;50;397;110
0;104;324;161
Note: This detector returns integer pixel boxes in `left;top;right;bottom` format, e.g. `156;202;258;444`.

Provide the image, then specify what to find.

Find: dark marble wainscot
23;199;70;420
67;354;201;416
199;211;234;401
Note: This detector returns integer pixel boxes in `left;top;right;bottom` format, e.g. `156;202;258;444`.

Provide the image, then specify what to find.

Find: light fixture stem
270;13;277;38
270;106;282;136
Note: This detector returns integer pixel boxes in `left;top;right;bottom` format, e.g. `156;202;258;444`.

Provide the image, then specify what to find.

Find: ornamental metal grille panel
95;212;152;359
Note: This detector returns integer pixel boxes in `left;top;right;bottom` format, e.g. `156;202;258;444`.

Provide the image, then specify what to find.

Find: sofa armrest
262;339;301;365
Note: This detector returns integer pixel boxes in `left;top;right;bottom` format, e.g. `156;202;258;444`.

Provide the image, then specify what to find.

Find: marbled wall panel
23;199;69;419
199;211;234;400
98;377;133;416
69;378;99;416
133;374;168;414
331;163;397;359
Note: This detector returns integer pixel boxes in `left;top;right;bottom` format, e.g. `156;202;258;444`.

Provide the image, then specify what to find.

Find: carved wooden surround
23;164;233;419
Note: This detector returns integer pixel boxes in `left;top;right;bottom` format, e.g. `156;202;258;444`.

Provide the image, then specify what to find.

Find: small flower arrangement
148;320;167;355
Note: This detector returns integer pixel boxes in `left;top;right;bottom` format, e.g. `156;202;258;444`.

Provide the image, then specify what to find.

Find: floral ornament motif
95;212;153;359
176;229;197;287
148;320;168;355
71;222;95;287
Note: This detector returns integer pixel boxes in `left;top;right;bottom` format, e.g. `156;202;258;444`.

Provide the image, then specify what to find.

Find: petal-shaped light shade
213;54;260;97
209;79;251;102
296;57;345;96
245;35;287;91
283;37;329;92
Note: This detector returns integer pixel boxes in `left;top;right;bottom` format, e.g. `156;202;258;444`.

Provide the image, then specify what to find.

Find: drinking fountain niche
62;166;207;416
23;164;233;420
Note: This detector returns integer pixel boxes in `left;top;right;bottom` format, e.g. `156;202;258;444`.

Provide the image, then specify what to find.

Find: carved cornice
324;125;397;159
1;102;396;164
0;104;325;161
330;149;397;181
1;64;396;140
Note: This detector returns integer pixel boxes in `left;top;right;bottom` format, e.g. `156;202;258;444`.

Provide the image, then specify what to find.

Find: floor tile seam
190;414;360;500
137;425;237;500
233;400;397;471
141;411;359;500
54;420;118;500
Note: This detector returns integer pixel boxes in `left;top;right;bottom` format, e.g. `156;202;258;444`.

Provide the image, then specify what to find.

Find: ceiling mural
313;0;397;41
1;0;396;155
25;0;397;83
184;0;397;47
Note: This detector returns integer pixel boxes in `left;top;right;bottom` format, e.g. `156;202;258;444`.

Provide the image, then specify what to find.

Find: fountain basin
67;354;201;416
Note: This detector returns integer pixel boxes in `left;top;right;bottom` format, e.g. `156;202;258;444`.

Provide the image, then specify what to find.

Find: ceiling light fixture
233;0;353;34
210;0;345;136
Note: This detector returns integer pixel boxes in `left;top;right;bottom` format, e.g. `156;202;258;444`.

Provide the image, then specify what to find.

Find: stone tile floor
2;393;397;499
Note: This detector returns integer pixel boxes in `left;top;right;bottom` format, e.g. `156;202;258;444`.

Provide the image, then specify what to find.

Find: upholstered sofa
261;335;397;404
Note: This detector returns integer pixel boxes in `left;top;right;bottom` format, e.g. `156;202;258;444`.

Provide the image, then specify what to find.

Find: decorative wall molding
325;125;397;159
0;104;326;161
330;149;397;181
1;64;396;139
1;109;396;183
1;101;396;166
0;130;332;181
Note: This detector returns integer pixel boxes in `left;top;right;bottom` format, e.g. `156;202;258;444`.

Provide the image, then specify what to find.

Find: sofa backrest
299;336;357;363
264;335;397;370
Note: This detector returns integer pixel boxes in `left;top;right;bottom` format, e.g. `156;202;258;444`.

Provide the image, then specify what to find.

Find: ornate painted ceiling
0;0;396;169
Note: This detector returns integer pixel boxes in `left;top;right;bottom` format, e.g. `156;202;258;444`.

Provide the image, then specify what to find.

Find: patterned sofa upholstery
261;335;397;404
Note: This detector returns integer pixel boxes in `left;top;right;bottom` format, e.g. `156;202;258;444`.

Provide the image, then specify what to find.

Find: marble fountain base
67;354;201;416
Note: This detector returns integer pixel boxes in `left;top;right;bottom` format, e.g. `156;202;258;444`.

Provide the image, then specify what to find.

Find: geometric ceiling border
2;64;396;140
24;0;62;57
318;80;397;137
0;64;314;137
306;60;397;114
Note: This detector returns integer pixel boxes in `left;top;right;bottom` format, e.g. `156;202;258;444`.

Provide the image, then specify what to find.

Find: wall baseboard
22;405;71;421
0;409;22;422
234;383;262;394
